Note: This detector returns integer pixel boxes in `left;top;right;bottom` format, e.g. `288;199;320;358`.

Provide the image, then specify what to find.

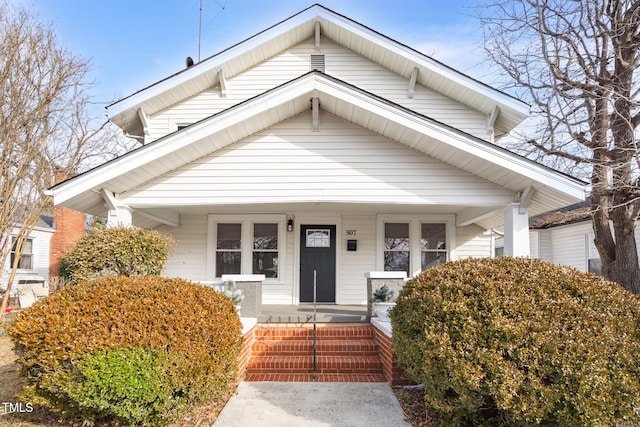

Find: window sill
221;274;266;282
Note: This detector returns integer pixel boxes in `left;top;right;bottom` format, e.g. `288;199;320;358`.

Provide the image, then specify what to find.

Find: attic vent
311;55;325;72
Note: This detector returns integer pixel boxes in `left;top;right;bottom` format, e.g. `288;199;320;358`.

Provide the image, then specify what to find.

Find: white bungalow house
48;4;586;306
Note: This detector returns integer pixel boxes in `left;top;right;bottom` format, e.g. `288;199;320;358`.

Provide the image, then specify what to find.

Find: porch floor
257;304;368;323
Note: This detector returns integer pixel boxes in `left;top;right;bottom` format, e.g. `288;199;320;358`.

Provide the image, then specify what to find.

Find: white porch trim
503;202;530;257
101;189;133;227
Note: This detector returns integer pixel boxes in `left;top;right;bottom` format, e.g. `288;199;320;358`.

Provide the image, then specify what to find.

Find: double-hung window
209;215;285;280
11;237;33;270
378;215;452;277
421;223;447;270
384;223;410;275
216;224;242;275
253;223;278;278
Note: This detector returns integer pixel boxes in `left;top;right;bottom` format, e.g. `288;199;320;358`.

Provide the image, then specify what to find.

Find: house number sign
346;229;356;236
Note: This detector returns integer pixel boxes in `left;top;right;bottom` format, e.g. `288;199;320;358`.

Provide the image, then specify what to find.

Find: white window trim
376;214;456;278
11;236;36;271
207;214;286;282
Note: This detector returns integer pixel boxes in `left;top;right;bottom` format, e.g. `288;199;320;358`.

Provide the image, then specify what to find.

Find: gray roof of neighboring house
36;213;55;230
529;200;592;229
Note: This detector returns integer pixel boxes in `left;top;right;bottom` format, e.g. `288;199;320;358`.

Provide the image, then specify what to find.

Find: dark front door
300;225;336;303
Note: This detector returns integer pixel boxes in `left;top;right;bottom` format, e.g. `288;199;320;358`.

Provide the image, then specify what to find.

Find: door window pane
384;223;410;274
253;223;278;278
306;229;331;248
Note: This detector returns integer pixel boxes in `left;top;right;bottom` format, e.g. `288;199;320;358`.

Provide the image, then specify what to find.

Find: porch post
503;202;530;257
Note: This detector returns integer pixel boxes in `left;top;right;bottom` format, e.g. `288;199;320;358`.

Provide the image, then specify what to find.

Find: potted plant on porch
222;280;244;315
372;284;394;321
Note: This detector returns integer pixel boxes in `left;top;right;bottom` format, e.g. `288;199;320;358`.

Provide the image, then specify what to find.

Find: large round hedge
391;257;640;427
9;276;242;426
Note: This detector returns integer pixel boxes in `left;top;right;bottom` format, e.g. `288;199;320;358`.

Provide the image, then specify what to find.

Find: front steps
244;324;387;382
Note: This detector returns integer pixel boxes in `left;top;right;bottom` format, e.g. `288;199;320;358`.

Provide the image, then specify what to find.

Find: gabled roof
52;72;585;229
108;4;528;139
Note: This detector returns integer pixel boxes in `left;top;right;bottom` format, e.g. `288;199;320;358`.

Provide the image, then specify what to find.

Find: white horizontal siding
455;225;491;259
146;36;489;142
530;229;553;261
1;227;53;297
549;222;591;271
123;111;512;206
157;215;208;280
340;215;376;304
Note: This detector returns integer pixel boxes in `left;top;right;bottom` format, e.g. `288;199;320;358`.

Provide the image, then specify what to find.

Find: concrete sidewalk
213;382;411;427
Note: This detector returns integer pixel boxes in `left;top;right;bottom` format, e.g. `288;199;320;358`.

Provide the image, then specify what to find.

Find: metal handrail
313;269;317;379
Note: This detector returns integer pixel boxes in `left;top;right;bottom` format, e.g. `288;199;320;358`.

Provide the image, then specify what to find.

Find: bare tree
479;0;640;293
0;3;129;316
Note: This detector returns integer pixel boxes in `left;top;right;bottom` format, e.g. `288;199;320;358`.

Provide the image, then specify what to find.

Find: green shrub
69;347;173;425
391;257;640;427
59;226;177;282
9;276;242;425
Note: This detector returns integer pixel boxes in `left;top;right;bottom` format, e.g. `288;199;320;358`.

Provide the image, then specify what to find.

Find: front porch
236;303;412;384
258;304;368;323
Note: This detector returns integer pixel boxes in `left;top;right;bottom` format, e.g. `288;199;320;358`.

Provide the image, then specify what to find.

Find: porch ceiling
51;72;585;230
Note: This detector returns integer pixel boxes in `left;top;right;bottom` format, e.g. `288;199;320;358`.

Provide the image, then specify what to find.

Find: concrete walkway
213;382;411;427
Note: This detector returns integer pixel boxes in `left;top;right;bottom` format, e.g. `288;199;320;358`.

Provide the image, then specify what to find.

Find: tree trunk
592;192;640;293
610;203;640;294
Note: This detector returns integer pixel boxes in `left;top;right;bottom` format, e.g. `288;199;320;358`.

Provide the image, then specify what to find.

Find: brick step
254;326;374;341
246;355;383;374
244;373;388;382
251;339;380;357
245;325;386;382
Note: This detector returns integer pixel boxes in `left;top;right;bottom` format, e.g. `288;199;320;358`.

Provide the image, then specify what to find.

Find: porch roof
49;72;586;230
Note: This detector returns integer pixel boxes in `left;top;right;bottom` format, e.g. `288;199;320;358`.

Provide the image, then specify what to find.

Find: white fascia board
315;77;584;200
109;5;527;122
56;73;583;208
53;76;319;206
319;10;529;118
108;8;322;119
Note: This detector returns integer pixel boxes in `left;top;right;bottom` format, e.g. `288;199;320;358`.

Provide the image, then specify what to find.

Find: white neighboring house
527;201;605;275
48;5;587;306
1;215;54;308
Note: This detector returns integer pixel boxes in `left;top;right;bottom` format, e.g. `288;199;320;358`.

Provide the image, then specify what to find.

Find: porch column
503;202;530;257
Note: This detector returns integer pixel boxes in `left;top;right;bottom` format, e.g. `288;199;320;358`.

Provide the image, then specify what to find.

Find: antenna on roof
198;0;203;62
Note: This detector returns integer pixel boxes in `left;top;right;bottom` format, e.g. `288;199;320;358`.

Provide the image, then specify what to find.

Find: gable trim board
107;4;528;140
50;72;584;231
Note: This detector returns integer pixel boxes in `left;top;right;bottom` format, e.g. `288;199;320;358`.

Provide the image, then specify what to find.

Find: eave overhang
53;72;585;229
108;4;528;140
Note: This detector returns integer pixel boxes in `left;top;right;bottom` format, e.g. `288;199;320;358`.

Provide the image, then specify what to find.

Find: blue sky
23;1;485;111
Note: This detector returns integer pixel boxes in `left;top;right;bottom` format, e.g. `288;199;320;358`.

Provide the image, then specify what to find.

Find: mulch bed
392;386;442;427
